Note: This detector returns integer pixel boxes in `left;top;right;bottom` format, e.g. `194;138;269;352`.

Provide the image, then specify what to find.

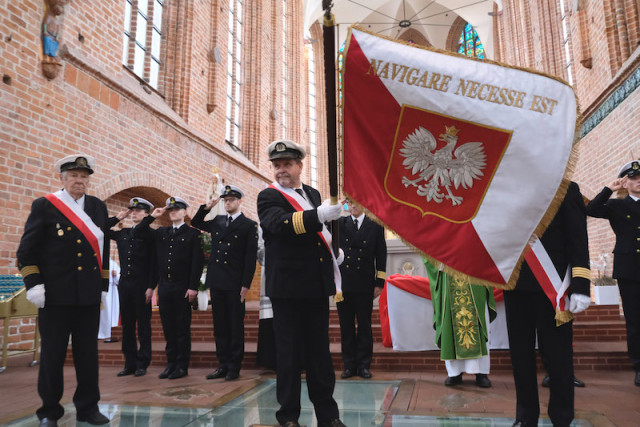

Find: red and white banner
379;274;508;351
342;28;579;289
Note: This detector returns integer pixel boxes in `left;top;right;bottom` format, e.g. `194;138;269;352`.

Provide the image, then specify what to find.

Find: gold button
169;252;172;255
77;253;82;257
637;249;640;253
284;220;289;224
346;265;350;269
168;266;171;269
77;239;82;244
93;267;97;270
67;227;72;231
228;243;231;246
77;266;83;271
347;256;350;259
627;215;631;219
224;261;227;264
168;274;171;278
320;257;324;262
317;242;321;246
363;241;367;244
94;253;97;257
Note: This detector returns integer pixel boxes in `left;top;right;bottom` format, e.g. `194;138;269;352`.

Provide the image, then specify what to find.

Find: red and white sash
269;183;343;299
45;190;104;271
523;238;573;325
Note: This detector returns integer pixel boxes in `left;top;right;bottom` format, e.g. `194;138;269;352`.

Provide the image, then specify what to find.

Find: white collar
351;213;365;224
62;189;85;210
630;194;639;202
172;222;185;229
228;211;242;221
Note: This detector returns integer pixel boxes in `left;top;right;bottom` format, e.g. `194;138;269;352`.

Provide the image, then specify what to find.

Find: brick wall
0;317;37;351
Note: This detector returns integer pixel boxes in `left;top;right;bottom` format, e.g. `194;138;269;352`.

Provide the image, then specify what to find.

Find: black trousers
36;304;100;421
337;291;374;370
158;285;192;371
211;289;245;373
504;291;574;427
617;279;640;371
118;279;152;370
271;298;339;425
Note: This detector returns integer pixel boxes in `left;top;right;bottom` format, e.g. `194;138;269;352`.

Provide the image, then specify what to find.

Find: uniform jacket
107;215;156;288
257;184;336;299
516;181;591;296
191;207;258;290
586;187;640;280
17;193;110;306
151;221;204;291
338;215;387;293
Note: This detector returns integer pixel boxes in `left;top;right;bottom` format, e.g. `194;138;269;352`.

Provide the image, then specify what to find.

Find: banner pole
322;1;340;254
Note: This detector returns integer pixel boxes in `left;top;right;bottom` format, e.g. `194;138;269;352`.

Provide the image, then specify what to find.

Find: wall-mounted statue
205;166;226;220
41;0;69;80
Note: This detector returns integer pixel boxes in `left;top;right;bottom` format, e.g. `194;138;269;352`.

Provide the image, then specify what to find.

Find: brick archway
94;172;181;202
446;16;468;53
397;28;431;47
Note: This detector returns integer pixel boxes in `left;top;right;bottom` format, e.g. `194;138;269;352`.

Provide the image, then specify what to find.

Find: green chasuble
425;260;497;360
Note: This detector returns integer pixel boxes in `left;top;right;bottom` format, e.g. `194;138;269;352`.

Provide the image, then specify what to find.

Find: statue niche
41;0;69;80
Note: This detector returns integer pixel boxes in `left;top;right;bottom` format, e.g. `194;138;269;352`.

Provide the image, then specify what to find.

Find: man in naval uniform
337;198;386;380
147;196;204;380
107;197;156;378
17;154;111;426
505;181;591;427
257;139;346;427
587;160;640;387
191;184;258;381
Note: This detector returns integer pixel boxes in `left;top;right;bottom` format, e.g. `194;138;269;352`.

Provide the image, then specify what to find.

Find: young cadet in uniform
505;181;591;427
258;140;346;427
107;197;155;378
191;185;258;381
147;197;204;380
17;154;110;426
337;198;386;380
587;160;640;387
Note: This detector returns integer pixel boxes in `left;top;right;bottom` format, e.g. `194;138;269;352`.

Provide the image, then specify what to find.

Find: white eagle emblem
400;125;486;206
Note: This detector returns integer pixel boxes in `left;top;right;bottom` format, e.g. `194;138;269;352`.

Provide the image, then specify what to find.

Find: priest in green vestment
425;259;497;387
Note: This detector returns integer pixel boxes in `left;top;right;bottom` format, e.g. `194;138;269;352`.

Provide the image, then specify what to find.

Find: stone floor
1;354;638;426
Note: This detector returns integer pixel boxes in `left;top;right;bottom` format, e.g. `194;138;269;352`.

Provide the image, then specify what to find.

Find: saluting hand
608;176;627;192
205;197;221;210
151;207;167;218
116;209;131;221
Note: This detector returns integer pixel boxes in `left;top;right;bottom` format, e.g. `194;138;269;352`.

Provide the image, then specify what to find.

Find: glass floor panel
4;379;593;426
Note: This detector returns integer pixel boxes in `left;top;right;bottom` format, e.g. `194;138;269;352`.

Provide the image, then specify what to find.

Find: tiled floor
1;354;638;426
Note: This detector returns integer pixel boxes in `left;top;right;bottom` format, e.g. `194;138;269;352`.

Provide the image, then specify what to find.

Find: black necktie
169;227;176;237
226;216;232;227
353;218;359;230
295;188;306;200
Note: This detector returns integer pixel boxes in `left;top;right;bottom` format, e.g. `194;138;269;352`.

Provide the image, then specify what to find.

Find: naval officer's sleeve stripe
20;265;40;279
376;271;386;280
571;267;591;280
292;212;306;235
102;270;110;279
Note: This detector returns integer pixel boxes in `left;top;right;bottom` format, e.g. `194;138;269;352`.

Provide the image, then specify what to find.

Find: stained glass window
457;22;484;59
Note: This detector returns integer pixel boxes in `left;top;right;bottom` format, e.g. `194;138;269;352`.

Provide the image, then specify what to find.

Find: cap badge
275;142;286;152
132;199;139;206
76;157;87;166
633;162;639;170
170;197;175;203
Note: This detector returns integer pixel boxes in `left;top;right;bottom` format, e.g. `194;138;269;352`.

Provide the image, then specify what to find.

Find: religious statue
205;167;226;220
41;0;68;79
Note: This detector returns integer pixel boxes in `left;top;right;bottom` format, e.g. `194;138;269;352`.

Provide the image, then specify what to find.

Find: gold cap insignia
275;142;286;152
76;157;87;166
633;161;639;170
170;197;175;203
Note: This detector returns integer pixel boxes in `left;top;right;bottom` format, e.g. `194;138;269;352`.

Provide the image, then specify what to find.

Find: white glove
336;248;345;265
102;291;108;301
317;200;343;223
569;294;591;314
26;284;46;308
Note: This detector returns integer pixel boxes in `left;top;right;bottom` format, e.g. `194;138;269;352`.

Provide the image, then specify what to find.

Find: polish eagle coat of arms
400;125;487;206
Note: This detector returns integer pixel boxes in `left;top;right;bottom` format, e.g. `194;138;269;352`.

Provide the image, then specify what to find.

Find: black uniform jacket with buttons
338;215;387;294
257;184;336;299
191;207;258;291
586;186;640;281
151;221;204;291
516;181;591;296
17;194;110;306
107;215;156;289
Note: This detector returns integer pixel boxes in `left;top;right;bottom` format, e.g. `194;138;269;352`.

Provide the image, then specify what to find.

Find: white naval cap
220;185;244;199
618;160;640;178
165;196;189;210
266;140;306;161
128;197;154;211
54;154;95;174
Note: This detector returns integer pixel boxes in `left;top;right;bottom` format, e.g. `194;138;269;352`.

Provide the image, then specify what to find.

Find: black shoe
225;371;239;381
103;338;119;343
158;366;174;379
475;374;492;388
281;422;301;427
134;368;147;377
168;368;188;379
206;367;228;380
321;420;346;427
341;368;355;379
635;371;640;387
76;411;110;425
358;367;372;379
117;367;136;377
444;373;463;386
512;421;533;427
541;375;550;388
573;376;585;387
39;418;58;427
